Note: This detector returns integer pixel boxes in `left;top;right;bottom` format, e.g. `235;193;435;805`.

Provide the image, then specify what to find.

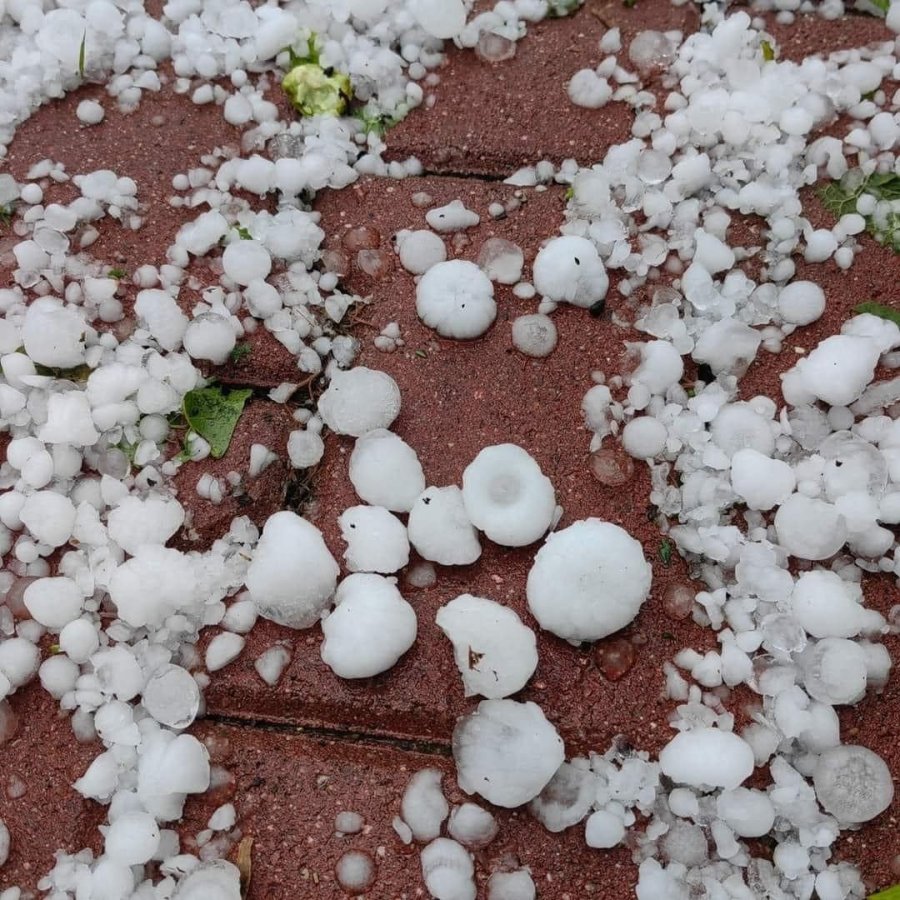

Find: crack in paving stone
205;712;452;758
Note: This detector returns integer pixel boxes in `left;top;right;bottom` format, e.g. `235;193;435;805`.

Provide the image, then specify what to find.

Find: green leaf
760;40;775;61
548;0;584;14
869;886;900;900
819;169;900;252
233;225;253;240
182;386;252;459
866;0;890;12
853;301;900;326
78;32;86;77
564;186;575;201
107;267;127;280
282;63;352;117
229;342;252;364
659;539;673;567
352;105;408;138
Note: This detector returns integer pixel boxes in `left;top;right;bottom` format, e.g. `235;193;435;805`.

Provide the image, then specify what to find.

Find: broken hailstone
420;837;476;900
453;699;564;807
142;664;200;729
320;574;417;678
245;511;339;628
532;236;608;308
401;768;449;841
407;486;482;565
461;444;556;547
416;259;496;339
436;594;538;698
526;519;652;641
339;505;410;573
659;727;755;790
317;366;401;436
349;429;426;513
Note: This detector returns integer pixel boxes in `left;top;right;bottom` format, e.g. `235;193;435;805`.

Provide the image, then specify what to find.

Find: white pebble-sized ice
692;318;761;376
397;229;446;274
0;818;8;866
245;511;339;628
183;314;236;364
349;429;426;513
206;632;245;672
408;486;481;565
401;768;449;842
338;505;410;574
529;762;596;832
23;577;82;629
104;811;160;865
715;788;776;837
585;809;626;848
436;594;537;698
420;838;476;900
461;444;555;547
447;803;498;849
488;870;536;900
287;429;325;469
320;574;417;678
22;301;85;368
526;519;652;642
478;238;524;285
791;570;882;639
813;744;893;823
76;99;105;124
532;236;608;308
778;281;826;326
425;199;480;232
335;850;375;893
410;0;467;39
453;699;565;807
142;664;200;729
0;637;40;691
416;260;496;339
318;367;401;436
659;728;755;790
335;810;364;834
171;860;242;899
800;637;870;705
774;494;847;560
784;335;880;407
222;239;271;286
567;69;612;108
730;449;795;511
622;416;667;459
19;491;76;547
254;644;292;686
511;314;557;358
107;495;185;556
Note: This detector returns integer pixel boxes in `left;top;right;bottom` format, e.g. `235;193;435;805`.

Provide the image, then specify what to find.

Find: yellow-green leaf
282;64;351;117
760;40;775;61
182;386;251;459
869;886;900;900
854;302;900;326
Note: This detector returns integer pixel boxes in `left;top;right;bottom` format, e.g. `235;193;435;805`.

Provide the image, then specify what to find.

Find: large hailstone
245;511;339;629
407;486;481;566
436;595;538;698
774;494;847;560
813;744;894;824
318;367;401;436
791;570;883;639
461;444;555;547
730;449;795;511
320;574;417;678
415;260;496;339
784;334;880;407
107;495;185;555
349;429;426;513
452;699;565;807
532;236;608;308
526;519;652;642
659;728;755;790
410;0;467;38
338;505;410;574
800;637;869;705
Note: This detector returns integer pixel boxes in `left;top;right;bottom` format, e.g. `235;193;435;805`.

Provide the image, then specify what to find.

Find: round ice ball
408;486;481;566
452;699;564;808
585;809;626;848
183;314;236;364
622;416;667;459
511;314;557;358
532;236;608;308
774;494;847;560
791;570;878;639
420;838;475;900
436;594;538;699
715;788;775;838
245;511;339;629
318;367;401;437
789;334;880;407
800;637;869;705
338;505;410;574
410;0;466;38
448;803;498;849
813;744;893;824
461;444;556;547
320;574;417;678
659;727;755;790
416;259;496;339
398;229;446;275
142;664;200;729
730;449;795;511
526;518;652;642
778;281;826;326
222;239;271;286
349;429;426;513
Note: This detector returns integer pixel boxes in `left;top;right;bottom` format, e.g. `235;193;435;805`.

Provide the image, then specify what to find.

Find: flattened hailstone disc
416;260;496;339
526;518;651;641
813;744;894;824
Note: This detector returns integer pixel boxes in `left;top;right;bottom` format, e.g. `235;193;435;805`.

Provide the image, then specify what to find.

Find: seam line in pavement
206;713;453;757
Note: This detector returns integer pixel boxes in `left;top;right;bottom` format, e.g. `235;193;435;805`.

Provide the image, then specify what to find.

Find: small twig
237;836;253;899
